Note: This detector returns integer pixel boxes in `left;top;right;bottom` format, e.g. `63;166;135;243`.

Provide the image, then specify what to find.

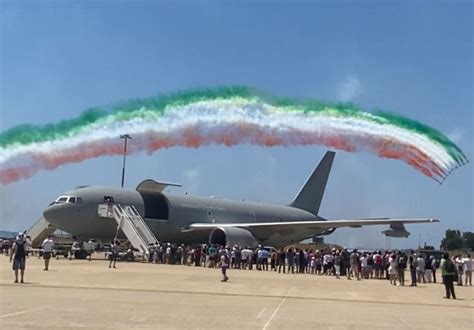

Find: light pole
120;134;132;188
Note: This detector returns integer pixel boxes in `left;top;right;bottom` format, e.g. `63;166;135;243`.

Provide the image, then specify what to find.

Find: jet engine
382;223;410;238
209;227;259;248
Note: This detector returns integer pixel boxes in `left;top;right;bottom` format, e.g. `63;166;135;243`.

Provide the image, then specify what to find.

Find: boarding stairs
28;216;57;248
112;204;157;255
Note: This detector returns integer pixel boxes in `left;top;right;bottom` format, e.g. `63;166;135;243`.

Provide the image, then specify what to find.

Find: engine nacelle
382;228;410;238
382;223;410;238
209;227;259;248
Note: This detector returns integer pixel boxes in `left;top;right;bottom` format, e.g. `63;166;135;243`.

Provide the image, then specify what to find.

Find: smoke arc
0;86;467;184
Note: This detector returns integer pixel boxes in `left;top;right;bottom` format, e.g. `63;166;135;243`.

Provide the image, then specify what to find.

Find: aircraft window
68;197;76;203
56;197;68;204
76;197;83;204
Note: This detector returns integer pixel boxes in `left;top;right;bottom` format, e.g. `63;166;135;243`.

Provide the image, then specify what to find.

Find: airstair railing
124;206;157;245
111;204;157;255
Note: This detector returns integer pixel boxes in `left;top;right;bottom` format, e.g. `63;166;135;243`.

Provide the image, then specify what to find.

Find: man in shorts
10;232;28;283
42;235;54;270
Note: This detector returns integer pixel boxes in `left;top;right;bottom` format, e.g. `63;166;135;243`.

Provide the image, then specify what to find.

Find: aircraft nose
43;204;69;226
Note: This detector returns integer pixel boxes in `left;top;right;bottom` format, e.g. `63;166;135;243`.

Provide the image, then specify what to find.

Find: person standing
350;249;359;280
270;250;277;271
10;232;28;283
360;253;368;279
441;253;456;299
425;255;433;283
409;254;418;286
287;248;295;274
416;254;426;283
397;253;406;286
109;240;119;269
42;235;54;271
334;252;342;279
208;244;217;268
463;254;472;286
432;256;439;283
219;252;229;282
261;248;269;271
192;245;200;267
298;250;306;274
455;255;464;286
277;248;286;274
388;254;398;286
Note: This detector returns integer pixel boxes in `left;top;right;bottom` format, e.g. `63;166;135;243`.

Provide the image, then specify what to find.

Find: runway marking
0;307;45;319
262;286;294;330
256;307;266;319
0;283;472;310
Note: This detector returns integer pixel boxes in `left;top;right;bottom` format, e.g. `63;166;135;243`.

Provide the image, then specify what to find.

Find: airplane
42;151;439;247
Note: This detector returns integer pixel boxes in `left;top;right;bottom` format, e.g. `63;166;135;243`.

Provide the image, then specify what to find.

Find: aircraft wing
186;218;439;232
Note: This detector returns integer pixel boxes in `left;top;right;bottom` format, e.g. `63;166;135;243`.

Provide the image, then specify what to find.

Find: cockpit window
53;196;81;204
56;197;68;203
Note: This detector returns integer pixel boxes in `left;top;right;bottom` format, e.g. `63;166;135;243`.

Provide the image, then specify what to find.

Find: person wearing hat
10;231;28;283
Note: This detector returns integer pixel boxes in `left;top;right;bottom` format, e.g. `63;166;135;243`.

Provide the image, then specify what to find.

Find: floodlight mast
120;134;132;188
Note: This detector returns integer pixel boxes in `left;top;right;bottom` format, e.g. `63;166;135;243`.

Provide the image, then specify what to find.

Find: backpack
445;259;455;273
14;241;26;260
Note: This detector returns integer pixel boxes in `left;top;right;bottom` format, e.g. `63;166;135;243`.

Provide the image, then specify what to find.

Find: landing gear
74;249;89;259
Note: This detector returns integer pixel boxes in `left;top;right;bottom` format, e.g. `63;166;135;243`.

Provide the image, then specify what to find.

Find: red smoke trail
0;123;445;184
0;167;36;184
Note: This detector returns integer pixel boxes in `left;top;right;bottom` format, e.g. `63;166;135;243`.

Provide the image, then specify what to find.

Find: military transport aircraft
42;151;438;247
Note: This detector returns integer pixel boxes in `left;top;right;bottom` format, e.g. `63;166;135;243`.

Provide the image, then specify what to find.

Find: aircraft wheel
75;249;88;259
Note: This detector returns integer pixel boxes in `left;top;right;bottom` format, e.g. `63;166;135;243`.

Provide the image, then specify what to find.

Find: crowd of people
3;233;472;297
144;242;472;292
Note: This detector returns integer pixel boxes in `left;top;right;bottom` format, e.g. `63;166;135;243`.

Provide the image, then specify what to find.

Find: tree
462;232;474;250
441;229;462;250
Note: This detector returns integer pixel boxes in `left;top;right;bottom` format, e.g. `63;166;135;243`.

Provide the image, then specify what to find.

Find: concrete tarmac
0;255;472;329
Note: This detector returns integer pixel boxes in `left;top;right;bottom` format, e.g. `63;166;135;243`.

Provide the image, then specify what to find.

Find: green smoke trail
0;86;466;165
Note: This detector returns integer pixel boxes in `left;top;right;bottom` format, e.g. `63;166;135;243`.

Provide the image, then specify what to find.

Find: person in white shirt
455;256;464;286
42;236;54;271
360;254;368;279
388;254;398;286
416;255;426;283
165;243;172;264
219;253;229;282
463;254;472;286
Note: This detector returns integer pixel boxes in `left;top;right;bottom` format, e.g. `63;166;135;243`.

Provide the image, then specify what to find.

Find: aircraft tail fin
290;151;335;215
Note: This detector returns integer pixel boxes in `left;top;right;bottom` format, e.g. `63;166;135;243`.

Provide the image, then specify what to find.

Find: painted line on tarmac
0;307;45;319
262;286;294;330
0;283;472;310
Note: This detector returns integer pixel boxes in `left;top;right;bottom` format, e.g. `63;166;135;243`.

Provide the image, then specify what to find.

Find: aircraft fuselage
43;185;323;244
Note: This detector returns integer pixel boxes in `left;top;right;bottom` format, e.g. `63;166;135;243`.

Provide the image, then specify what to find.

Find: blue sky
0;0;472;249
